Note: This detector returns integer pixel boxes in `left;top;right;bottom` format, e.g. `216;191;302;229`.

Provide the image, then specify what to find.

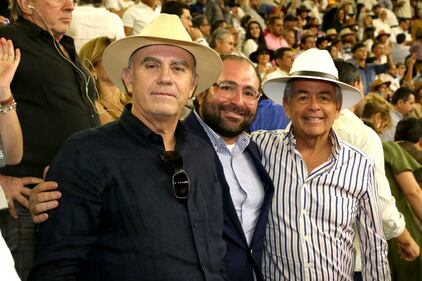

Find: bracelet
0;95;14;106
0;101;16;114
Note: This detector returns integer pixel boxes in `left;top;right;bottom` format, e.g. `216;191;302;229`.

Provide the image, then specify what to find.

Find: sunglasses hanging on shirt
161;151;190;202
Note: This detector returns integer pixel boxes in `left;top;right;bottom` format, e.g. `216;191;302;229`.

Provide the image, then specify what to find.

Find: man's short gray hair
209;28;231;49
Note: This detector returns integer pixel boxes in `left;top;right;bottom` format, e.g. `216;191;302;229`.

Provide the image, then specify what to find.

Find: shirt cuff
0;184;7;210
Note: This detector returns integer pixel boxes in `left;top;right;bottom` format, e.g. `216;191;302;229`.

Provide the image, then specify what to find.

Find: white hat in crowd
262;48;362;109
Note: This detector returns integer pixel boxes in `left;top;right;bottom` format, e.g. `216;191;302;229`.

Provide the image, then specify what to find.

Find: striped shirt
251;124;390;281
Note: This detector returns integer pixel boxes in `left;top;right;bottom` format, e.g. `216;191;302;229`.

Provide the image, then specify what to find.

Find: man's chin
215;123;250;139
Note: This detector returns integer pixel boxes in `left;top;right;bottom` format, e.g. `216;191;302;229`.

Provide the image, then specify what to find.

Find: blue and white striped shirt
251;124;390;281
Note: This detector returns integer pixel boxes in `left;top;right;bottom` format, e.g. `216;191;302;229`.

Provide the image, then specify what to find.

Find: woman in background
242;20;266;57
360;94;392;134
249;46;275;81
79;37;130;124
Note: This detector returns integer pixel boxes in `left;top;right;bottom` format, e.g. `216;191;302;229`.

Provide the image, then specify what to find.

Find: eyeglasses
161;151;190;201
212;81;261;103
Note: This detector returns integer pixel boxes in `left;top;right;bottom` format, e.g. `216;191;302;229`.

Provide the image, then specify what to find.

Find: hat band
290;70;338;81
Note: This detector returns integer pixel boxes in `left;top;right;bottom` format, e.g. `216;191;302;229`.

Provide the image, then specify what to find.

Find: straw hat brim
371;80;391;91
262;75;362;109
102;35;222;96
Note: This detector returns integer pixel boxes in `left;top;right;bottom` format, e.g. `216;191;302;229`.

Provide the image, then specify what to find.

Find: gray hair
209;28;232;49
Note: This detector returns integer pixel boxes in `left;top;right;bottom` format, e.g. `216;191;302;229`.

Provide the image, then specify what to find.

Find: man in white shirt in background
373;8;391;35
104;0;134;17
332;59;420;281
66;0;125;52
390;17;412;45
264;47;294;82
122;0;160;36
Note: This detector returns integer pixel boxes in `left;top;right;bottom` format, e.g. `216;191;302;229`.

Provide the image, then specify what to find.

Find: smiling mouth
223;107;246;115
304;117;323;121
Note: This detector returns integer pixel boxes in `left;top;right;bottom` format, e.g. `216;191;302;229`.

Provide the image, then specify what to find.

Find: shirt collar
16;17;49;39
284;122;341;159
392;110;403;119
16;17;76;57
120;104;188;149
17;17;73;43
193;110;250;156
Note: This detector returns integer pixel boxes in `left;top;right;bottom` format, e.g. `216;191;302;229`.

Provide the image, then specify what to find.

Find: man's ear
188;75;199;99
122;67;133;95
282;97;291;118
197;91;204;103
17;0;33;14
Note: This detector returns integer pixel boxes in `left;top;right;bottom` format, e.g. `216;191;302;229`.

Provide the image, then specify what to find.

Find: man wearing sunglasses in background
184;54;274;281
29;14;227;280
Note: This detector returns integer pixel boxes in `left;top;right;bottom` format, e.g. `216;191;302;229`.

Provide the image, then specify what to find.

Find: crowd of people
1;0;422;280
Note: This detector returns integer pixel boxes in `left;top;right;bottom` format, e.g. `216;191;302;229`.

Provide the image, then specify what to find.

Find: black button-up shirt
31;106;226;281
0;17;99;178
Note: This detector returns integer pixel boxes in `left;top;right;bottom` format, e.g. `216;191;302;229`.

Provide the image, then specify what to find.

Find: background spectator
79;37;130;124
122;0;160;35
66;0;125;52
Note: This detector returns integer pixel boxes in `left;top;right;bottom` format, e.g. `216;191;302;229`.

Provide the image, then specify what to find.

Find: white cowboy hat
102;14;222;96
262;48;361;109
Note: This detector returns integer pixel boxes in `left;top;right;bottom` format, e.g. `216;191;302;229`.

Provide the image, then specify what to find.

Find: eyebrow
220;80;258;91
170;59;192;70
140;57;193;70
295;89;333;95
140;56;161;65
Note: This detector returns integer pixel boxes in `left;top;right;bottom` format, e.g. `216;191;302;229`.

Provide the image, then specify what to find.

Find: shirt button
91;114;94;118
250;249;253;254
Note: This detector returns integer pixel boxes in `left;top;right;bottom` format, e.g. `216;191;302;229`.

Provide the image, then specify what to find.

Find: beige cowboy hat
339;27;355;37
102;14;222;96
262;48;362;109
371;79;391;91
326;28;338;37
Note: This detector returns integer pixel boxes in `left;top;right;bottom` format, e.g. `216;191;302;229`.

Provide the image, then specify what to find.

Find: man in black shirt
0;0;99;279
29;14;227;280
